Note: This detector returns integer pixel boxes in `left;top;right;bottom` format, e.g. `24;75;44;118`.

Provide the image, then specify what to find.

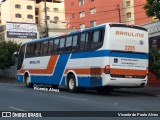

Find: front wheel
25;74;33;88
67;75;77;93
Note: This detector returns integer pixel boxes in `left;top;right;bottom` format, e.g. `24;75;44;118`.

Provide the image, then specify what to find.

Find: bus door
17;45;25;70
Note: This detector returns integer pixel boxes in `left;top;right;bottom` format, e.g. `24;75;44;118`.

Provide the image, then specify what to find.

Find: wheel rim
69;78;75;90
26;77;30;85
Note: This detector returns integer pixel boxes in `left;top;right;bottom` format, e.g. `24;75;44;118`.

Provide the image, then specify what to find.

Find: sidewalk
115;85;160;96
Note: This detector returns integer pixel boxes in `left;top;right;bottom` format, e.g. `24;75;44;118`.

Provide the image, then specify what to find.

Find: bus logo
140;40;144;45
114;58;118;63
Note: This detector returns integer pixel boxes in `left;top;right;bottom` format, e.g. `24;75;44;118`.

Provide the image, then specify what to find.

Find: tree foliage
0;41;20;71
149;47;160;80
144;0;160;20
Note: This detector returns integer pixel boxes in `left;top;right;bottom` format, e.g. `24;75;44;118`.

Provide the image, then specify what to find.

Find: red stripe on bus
65;68;146;76
110;68;146;75
19;55;59;74
65;68;104;75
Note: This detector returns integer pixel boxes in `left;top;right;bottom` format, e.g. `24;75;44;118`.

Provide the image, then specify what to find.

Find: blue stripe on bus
71;50;148;59
30;54;70;85
51;54;70;84
78;77;102;87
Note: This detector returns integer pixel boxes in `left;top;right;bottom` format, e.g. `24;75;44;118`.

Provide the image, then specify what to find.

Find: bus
17;23;148;93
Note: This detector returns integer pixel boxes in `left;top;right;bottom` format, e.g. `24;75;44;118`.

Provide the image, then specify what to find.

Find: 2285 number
125;45;135;51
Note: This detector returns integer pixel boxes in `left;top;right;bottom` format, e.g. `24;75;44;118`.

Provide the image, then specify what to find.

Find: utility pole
44;0;49;37
116;4;121;23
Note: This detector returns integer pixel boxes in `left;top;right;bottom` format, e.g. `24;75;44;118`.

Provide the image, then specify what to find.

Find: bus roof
21;23;147;45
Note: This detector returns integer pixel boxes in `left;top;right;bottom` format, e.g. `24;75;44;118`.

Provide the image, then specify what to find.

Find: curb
113;90;158;96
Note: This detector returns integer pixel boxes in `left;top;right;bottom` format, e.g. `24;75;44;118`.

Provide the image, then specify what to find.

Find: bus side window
43;41;49;55
48;40;54;54
91;30;102;50
53;39;59;53
66;36;72;52
30;43;35;57
72;35;78;51
80;33;88;51
34;42;40;56
26;44;31;58
80;33;85;51
59;38;65;53
40;42;44;55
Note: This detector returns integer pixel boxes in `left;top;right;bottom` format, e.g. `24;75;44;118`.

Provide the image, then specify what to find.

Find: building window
15;4;21;9
47;16;50;20
54;8;59;12
89;0;94;2
72;14;75;18
54;16;59;22
15;13;21;18
46;7;50;11
71;2;74;7
36;17;38;24
90;20;96;27
126;12;131;18
80;11;85;18
27;5;32;10
27;14;33;19
72;26;75;29
79;0;84;6
90;8;96;14
126;1;131;7
80;23;85;29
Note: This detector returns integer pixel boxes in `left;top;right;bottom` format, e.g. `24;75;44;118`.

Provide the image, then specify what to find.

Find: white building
0;0;69;44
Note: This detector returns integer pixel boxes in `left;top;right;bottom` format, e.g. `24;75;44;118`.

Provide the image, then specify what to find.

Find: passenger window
43;41;48;55
80;33;89;51
48;40;54;54
72;35;78;51
30;43;35;57
53;39;59;52
91;30;103;49
66;36;72;52
40;41;48;55
59;38;65;52
34;42;40;56
26;44;31;57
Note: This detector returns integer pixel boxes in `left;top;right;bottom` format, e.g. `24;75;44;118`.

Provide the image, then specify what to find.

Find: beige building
36;0;67;38
0;0;68;43
123;0;135;24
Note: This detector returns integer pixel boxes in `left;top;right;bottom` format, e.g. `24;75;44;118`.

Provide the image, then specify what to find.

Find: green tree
0;41;20;71
149;47;160;80
144;0;160;20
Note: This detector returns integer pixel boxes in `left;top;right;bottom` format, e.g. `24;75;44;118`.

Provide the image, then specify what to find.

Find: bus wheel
25;74;33;88
67;74;77;93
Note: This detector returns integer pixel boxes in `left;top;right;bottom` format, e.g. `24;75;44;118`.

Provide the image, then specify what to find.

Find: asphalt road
0;82;160;120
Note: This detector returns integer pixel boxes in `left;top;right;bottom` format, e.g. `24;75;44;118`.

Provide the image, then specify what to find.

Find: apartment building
36;0;67;38
65;0;123;29
123;0;152;25
0;0;66;43
65;0;152;29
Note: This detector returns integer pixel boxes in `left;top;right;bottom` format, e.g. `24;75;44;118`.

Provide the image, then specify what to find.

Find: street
0;82;160;120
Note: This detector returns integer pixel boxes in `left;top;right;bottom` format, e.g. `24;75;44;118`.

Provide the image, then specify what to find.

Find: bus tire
25;74;33;88
67;74;77;93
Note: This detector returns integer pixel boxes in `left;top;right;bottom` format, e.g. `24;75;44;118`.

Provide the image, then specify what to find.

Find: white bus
17;23;148;93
